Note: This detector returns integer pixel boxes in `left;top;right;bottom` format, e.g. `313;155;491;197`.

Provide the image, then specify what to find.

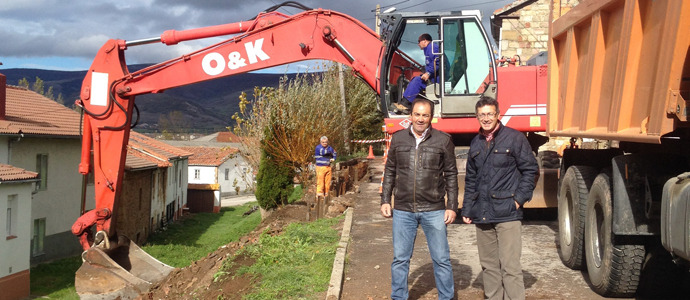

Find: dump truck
549;0;690;296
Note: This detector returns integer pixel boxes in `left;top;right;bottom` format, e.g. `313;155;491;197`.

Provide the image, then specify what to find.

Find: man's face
418;39;429;50
321;139;328;147
476;104;499;132
410;101;432;135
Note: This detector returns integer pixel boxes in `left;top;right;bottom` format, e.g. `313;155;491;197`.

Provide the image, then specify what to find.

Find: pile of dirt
139;191;357;300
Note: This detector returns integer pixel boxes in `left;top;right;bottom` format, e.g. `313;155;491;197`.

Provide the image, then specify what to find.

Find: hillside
0;66;292;134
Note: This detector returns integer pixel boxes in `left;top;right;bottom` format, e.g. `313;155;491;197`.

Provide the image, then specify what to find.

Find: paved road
220;194;257;207
340;158;626;300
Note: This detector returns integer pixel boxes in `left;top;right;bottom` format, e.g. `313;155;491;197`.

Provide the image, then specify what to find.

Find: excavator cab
379;11;497;118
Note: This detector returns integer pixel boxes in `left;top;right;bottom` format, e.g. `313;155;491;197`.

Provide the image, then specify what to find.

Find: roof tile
0;163;39;181
126;132;192;170
1;86;82;137
179;146;239;166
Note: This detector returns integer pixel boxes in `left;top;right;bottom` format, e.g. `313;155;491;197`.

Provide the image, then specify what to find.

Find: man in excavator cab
393;33;449;114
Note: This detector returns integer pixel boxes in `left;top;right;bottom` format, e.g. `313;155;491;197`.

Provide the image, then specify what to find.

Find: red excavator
72;2;545;298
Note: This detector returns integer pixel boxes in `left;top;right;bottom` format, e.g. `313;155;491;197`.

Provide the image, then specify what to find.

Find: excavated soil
138;191;356;300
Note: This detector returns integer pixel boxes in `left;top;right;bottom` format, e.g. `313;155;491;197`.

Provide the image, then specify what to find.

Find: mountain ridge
0;65;293;134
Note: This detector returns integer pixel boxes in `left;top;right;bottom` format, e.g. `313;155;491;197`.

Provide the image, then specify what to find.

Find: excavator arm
75;8;383;245
73;6;383;299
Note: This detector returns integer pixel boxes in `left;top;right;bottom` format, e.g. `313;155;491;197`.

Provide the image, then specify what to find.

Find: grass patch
222;215;343;299
287;185;303;204
29;202;261;298
29;256;81;299
144;203;262;267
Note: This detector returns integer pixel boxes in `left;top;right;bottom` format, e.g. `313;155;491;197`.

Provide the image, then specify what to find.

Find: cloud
0;0;514;70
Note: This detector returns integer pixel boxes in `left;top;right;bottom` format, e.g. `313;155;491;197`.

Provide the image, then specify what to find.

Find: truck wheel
557;165;596;269
584;173;644;297
537;150;560;169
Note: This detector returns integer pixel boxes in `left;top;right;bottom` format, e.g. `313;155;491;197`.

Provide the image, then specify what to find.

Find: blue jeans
391;209;454;300
402;76;427;104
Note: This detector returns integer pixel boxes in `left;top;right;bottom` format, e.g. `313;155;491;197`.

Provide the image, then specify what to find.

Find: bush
255;150;294;210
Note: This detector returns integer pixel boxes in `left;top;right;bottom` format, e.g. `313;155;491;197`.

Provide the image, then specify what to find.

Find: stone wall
495;0;579;62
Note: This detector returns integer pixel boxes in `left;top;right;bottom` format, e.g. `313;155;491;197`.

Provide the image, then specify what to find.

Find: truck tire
557;165;596;269
584;173;645;297
537;150;560;169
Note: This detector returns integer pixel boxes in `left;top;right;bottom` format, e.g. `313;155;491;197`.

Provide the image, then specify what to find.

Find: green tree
255;149;294;210
17;78;29;89
234;63;383;209
17;76;65;104
31;77;45;95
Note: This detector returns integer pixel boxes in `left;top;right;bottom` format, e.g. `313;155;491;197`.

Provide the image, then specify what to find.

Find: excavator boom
73;6;383;299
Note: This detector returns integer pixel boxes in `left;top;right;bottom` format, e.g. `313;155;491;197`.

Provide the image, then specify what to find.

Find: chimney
0;73;5;120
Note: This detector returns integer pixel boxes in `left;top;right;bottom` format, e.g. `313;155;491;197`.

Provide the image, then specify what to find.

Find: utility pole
375;4;381;35
338;63;350;154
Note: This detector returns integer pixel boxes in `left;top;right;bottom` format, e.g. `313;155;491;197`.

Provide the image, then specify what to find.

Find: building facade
0;164;38;300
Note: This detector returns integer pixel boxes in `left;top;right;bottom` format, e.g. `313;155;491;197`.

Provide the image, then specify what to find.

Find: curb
326;207;354;300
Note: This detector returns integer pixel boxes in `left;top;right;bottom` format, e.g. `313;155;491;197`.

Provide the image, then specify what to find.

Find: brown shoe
392;103;407;111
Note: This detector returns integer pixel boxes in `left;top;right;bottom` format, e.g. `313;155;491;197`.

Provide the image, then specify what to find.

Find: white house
180;146;252;213
127;132;191;234
0;164;38;300
0;74;96;265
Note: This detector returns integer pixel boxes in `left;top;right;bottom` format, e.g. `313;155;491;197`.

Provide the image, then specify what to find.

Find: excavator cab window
439;15;496;117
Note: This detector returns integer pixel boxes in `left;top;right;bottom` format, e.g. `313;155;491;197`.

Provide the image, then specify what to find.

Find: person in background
315;136;336;197
381;98;458;300
461;96;538;300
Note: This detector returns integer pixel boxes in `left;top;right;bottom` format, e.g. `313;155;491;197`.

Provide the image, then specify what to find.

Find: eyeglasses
477;112;497;119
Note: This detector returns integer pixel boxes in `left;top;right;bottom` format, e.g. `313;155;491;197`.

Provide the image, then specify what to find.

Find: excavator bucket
75;236;174;300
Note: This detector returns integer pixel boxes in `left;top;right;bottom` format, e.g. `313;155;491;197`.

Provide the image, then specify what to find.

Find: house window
225;168;230;180
36;154;48;190
194;169;200;179
6;195;18;239
32;218;46;255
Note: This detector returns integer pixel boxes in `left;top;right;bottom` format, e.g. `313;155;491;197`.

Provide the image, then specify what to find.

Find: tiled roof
179;146;239;166
0;163;39;181
125;150;158;171
216;131;241;143
126;131;192;170
0;85;82;137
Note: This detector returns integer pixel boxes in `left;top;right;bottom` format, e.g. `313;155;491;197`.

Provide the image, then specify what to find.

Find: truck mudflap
661;172;690;261
75;236;174;300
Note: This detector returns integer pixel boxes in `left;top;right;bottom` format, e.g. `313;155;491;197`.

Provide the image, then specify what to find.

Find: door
439;15;496;116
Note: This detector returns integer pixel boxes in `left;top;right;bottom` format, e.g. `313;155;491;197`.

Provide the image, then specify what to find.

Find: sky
0;0;515;72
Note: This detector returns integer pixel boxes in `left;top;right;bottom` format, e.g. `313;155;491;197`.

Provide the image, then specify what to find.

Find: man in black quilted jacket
381;98;458;300
461;96;538;300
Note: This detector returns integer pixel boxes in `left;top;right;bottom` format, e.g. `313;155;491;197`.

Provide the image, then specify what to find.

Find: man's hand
381;203;392;218
515;201;520;210
444;209;457;225
421;72;430;81
462;216;472;224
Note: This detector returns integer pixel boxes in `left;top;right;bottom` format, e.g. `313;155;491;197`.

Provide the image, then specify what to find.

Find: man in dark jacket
381;98;458;300
461;96;538;300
